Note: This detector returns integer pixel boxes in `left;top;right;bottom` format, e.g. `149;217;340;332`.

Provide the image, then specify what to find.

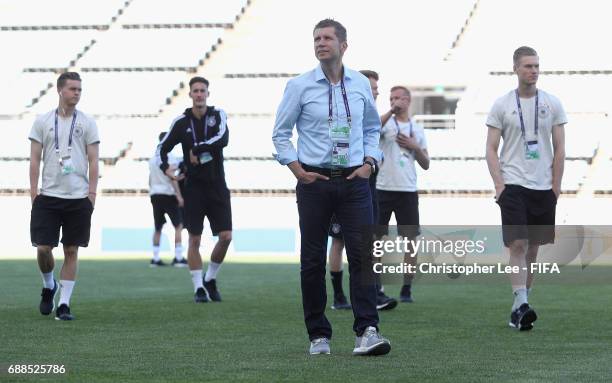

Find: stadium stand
0;30;96;70
30;72;186;116
0;0;127;29
0;119;32;159
119;0;249;26
201;0;476;85
448;0;612;72
1;0;611;197
76;28;224;70
166;77;288;118
0;73;56;117
592;158;612;195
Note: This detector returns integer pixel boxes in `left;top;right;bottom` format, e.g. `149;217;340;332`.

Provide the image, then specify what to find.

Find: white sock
190;269;203;292
174;244;184;261
59;280;75;306
152;245;160;261
42;272;55;289
512;288;528;311
204;261;221;282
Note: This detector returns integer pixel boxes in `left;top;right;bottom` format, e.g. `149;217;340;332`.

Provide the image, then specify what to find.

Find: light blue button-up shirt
272;65;381;167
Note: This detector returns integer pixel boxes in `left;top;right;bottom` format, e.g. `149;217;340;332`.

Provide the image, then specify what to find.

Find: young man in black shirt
157;77;231;303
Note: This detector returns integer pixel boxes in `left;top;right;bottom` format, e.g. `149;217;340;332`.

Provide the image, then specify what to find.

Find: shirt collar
314;64;352;83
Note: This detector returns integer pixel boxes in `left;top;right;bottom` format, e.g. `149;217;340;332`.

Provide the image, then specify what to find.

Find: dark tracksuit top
157;106;229;183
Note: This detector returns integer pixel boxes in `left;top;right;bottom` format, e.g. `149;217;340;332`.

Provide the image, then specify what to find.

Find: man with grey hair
486;46;567;331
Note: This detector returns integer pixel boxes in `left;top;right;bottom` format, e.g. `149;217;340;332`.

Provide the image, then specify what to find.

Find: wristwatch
364;159;376;174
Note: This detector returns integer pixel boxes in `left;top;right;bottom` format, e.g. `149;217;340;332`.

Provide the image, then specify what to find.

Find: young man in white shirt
29;72;100;321
148;132;186;267
376;86;430;303
486;46;567;331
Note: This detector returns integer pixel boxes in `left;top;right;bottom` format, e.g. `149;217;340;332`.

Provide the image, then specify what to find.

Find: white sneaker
309;337;331;355
352;326;391;356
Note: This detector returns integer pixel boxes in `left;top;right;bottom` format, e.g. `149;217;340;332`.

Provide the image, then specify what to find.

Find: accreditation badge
331;141;350;167
330;125;350;167
525;140;540;160
60;156;75;175
198;152;213;164
330;125;350;140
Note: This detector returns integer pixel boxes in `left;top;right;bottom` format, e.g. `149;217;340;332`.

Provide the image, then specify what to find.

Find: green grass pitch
1;260;611;382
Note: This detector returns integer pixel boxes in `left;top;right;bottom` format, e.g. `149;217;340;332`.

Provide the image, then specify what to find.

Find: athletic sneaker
353;326;391;356
399;284;413;303
331;293;351;310
171;257;188;268
55;304;74;321
39;279;58;315
149;259;167;267
203;279;222;302
309;337;331;355
509;303;537;331
194;287;209;303
376;291;398;311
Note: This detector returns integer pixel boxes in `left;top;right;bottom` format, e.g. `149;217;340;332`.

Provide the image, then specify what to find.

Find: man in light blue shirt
272;18;390;356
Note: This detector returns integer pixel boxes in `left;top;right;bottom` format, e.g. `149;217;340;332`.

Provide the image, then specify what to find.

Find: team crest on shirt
73;124;84;138
207;116;216;127
331;223;341;234
538;105;550;119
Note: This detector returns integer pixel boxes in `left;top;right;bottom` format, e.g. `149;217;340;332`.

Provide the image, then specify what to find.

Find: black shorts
496;184;557;247
184;178;232;236
328;172;379;239
30;195;94;248
150;194;182;231
377;190;420;239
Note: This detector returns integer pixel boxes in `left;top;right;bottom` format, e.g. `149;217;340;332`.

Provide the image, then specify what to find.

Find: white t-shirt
149;152;180;196
486;89;567;190
376;118;427;192
29;109;99;199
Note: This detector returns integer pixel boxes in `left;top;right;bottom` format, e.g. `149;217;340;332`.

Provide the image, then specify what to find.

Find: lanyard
327;76;352;129
393;116;412;136
54;109;77;155
190;117;208;146
515;89;538;139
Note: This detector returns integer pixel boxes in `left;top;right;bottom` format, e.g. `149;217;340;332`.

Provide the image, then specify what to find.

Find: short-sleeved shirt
376;118;427;192
28;109;100;199
149;152;180;196
486;89;567;190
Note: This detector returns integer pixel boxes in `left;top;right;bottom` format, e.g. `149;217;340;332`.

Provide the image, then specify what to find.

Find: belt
302;164;360;178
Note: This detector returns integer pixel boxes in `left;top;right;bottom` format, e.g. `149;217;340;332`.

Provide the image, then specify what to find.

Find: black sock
401;284;412;296
330;270;344;296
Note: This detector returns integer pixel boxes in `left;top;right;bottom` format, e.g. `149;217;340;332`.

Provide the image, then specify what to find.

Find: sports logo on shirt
73;124;84;138
331;223;341;234
538;105;550;119
207;116;217;127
